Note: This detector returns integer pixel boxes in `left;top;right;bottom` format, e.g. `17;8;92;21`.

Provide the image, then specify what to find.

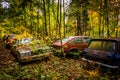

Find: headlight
20;51;31;57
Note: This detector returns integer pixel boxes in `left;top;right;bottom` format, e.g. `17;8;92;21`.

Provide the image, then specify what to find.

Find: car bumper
82;57;119;69
18;52;52;62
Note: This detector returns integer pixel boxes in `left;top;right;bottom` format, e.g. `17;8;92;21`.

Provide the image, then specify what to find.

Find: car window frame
83;37;91;43
69;37;84;44
88;40;116;52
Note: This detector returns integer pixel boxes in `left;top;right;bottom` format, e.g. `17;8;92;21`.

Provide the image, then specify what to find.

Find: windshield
19;38;33;45
62;37;73;43
88;40;116;52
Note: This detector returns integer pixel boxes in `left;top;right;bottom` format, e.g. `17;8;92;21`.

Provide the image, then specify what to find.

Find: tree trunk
43;0;48;36
37;0;40;37
82;0;88;35
76;15;82;35
99;0;103;37
48;0;51;37
63;0;66;38
30;0;33;33
56;0;60;36
104;0;110;37
59;0;62;36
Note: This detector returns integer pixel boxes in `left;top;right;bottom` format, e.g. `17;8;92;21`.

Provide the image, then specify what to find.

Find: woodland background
0;0;120;80
0;0;120;39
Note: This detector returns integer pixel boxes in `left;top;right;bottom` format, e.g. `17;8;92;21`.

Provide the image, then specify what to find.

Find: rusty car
81;38;120;68
52;36;91;55
10;37;52;62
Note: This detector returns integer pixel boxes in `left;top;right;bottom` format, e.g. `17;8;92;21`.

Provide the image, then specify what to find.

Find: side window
74;38;83;44
70;39;75;44
102;41;116;52
69;37;83;44
84;37;91;43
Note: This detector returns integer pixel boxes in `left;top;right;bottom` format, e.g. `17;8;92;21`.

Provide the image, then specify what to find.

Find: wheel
70;49;78;52
67;49;80;58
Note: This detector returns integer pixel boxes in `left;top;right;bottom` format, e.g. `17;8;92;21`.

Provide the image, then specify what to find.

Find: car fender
69;47;78;52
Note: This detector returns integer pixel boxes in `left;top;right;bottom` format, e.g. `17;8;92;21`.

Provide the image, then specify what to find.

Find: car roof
68;36;91;38
90;38;120;42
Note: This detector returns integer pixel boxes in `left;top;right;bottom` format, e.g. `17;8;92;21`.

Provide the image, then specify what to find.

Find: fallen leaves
0;40;120;80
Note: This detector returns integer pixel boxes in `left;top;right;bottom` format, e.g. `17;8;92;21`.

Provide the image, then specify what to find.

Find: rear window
88;40;116;52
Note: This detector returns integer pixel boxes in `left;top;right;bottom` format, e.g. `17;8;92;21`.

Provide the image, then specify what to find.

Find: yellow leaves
10;25;30;36
88;10;99;19
14;35;21;40
52;77;58;80
0;26;6;38
11;26;33;39
115;27;120;32
88;10;99;30
27;8;37;17
22;31;32;38
45;36;52;43
87;70;98;77
34;69;38;74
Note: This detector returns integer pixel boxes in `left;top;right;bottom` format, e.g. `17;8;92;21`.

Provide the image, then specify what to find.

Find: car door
69;37;85;51
87;40;116;60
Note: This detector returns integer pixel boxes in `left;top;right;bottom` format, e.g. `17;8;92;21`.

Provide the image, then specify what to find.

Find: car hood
52;41;64;46
16;44;50;53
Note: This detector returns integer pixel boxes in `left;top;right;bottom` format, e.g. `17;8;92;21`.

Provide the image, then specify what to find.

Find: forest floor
0;40;120;80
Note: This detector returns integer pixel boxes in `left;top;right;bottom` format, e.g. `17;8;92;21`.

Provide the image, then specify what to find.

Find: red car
52;36;91;54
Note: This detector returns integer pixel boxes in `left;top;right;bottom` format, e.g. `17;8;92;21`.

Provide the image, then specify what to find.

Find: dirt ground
0;40;16;68
0;40;120;80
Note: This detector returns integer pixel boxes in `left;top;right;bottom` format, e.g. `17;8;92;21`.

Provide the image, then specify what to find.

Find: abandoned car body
81;38;120;68
52;36;91;55
10;38;52;62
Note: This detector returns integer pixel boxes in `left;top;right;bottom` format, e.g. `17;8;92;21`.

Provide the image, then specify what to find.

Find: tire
69;49;78;52
67;49;80;58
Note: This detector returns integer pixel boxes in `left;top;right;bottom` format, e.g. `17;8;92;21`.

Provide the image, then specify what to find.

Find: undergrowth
0;54;119;80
